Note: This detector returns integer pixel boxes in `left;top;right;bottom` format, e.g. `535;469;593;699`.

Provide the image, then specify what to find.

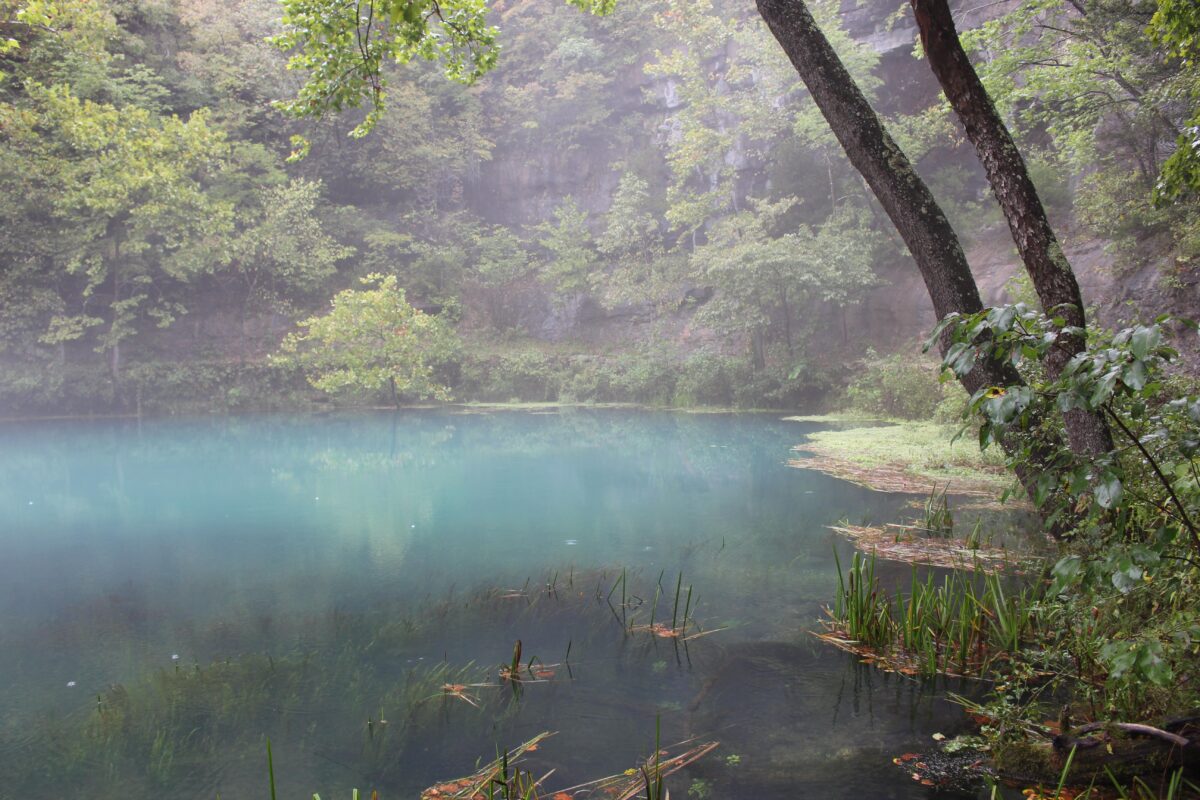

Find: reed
267;737;277;800
419;731;553;800
1106;766;1200;800
921;483;953;536
823;551;1038;677
621;569;710;641
642;715;664;800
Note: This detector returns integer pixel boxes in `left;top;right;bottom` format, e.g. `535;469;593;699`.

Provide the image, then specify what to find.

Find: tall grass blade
266;737;277;800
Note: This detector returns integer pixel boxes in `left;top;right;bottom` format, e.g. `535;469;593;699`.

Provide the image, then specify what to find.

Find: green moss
786;417;1009;488
991;740;1058;783
993;736;1177;787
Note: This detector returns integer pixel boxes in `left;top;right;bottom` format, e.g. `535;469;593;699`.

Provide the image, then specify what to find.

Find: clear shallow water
0;409;995;799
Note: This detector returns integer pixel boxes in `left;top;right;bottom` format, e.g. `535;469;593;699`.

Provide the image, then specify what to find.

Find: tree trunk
754;0;1062;527
910;0;1114;458
751;329;766;370
756;0;983;340
779;285;794;356
109;235;122;384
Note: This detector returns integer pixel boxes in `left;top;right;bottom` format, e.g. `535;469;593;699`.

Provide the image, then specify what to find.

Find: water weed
820;551;1038;677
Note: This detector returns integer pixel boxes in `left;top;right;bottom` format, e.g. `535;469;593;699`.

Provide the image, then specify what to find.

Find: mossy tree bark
910;0;1114;458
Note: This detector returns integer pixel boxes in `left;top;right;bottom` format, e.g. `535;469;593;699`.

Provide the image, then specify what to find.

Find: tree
270;0;1089;523
535;197;599;299
690;198;878;366
645;0;882;242
470;224;533;330
752;0;1085;523
596;171;681;307
958;0;1200;266
910;0;1113;457
597;173;658;260
225;179;356;319
2;83;231;379
1149;0;1200;203
278;273;459;404
271;0;616;137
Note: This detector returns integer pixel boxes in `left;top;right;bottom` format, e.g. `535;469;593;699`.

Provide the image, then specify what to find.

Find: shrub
0;359;315;416
845;348;954;420
674;352;736;407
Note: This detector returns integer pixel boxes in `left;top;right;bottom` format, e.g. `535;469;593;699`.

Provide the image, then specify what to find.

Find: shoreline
0;401;809;424
784;415;1015;498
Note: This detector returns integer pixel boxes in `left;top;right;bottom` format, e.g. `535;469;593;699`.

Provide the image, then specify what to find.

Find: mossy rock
993;734;1181;787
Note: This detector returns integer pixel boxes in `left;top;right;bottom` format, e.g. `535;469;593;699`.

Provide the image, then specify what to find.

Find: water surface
0;409;990;799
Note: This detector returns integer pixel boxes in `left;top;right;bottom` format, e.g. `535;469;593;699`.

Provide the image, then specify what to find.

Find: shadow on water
0;409;1030;799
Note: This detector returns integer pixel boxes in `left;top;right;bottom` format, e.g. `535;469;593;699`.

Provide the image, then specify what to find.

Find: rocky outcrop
460;0;1190;357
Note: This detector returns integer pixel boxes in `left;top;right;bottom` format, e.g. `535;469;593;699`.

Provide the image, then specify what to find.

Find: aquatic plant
409;728;720;800
0;564;729;799
827;521;1021;574
418;731;553;800
610;569;712;644
822;550;1038;677
920;483;953;537
548;736;720;800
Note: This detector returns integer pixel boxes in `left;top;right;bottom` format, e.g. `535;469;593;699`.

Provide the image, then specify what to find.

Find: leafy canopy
1149;0;1200;203
3;83;232;354
278;274;460;401
271;0;617;138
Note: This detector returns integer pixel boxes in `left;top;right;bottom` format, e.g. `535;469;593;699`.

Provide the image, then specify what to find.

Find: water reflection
0;410;1006;798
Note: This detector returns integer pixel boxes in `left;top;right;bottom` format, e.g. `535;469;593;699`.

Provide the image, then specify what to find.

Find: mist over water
0;410;991;798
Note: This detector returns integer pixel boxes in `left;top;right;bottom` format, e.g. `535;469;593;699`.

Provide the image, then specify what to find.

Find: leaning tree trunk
910;0;1114;457
754;0;1064;527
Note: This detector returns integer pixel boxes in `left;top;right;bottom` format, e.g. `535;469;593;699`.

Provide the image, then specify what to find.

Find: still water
0;410;990;799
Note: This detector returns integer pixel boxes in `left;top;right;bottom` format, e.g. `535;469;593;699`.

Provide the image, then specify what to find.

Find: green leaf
1128;326;1159;360
1088;372;1117;408
1094;473;1123;510
1122;359;1148;391
1049;555;1083;595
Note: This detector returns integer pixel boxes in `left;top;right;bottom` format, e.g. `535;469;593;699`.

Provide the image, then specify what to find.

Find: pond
0;409;1001;799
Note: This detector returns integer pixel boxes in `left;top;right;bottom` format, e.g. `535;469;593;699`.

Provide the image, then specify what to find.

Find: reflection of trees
0;410;905;554
0;410;914;646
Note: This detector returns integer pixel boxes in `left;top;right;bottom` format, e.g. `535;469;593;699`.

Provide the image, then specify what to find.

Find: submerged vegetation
0;568;726;799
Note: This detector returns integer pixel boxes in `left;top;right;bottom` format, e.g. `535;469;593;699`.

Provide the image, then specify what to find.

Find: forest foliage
4;0;1200;790
0;0;1196;415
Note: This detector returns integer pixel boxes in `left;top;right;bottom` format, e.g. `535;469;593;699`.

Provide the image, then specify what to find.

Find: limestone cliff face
459;0;1186;355
451;0;979;350
466;59;663;227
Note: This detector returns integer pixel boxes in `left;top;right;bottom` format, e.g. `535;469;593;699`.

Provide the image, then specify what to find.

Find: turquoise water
0;410;994;798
